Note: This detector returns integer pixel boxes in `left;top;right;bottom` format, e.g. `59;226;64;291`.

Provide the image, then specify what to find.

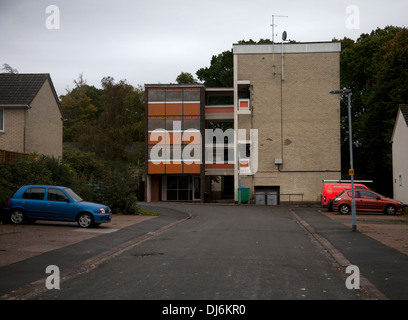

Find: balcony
205;87;234;120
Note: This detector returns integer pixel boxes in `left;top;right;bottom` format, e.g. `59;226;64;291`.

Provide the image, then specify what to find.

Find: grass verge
138;209;161;216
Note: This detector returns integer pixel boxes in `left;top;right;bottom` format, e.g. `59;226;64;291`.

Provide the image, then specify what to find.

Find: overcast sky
1;0;407;96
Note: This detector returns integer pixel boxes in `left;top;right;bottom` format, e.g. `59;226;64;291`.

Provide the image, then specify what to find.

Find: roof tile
0;73;49;105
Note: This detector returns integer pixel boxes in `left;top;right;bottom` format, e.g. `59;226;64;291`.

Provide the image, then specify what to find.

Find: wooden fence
0;149;29;164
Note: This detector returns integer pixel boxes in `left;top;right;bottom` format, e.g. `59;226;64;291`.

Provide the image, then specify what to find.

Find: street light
330;89;357;232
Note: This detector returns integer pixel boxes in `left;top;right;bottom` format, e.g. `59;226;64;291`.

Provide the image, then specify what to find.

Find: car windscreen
336;190;346;197
64;188;83;202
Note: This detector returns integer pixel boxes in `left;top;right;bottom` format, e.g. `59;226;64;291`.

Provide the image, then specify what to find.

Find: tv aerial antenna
271;15;288;44
271;15;288;74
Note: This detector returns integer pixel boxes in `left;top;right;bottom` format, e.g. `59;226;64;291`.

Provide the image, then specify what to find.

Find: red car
332;189;404;215
321;182;370;211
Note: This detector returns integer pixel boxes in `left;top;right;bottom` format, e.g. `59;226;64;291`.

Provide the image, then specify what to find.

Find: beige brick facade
234;43;341;203
26;81;63;159
0;108;26;152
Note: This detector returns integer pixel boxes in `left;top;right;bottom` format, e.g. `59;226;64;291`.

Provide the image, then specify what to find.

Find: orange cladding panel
240;100;249;108
183;103;200;115
148;103;165;116
148;162;165;174
166;103;183;115
183;162;200;173
166;163;183;174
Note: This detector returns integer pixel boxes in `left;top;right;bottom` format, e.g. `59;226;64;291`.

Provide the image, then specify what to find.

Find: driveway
0;214;155;267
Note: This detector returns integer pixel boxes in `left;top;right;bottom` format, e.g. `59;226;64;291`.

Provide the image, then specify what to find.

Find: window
183;89;200;101
148;89;165;102
359;191;377;199
167;176;196;200
148;119;165;131
166;89;182;101
22;188;46;200
399;175;403;187
238;83;251;112
183;118;200;130
166;118;182;130
64;188;83;202
0;109;4;132
48;188;69;202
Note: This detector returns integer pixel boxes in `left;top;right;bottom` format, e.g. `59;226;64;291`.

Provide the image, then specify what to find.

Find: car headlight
335;197;342;201
100;208;106;213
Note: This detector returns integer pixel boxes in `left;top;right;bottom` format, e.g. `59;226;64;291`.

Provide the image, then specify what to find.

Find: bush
0;155;53;205
0;148;141;215
95;161;139;214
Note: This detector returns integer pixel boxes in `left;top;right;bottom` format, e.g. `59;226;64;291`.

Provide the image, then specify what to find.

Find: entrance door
193;177;200;201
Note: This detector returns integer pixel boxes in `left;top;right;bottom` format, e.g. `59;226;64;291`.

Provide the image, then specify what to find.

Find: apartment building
145;41;342;204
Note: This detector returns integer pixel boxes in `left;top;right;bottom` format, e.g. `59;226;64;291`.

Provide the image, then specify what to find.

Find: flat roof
145;84;205;88
233;42;341;54
205;87;234;92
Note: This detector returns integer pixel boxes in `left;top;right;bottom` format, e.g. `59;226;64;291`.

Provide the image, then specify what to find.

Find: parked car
332;189;404;215
321;182;370;211
2;185;112;228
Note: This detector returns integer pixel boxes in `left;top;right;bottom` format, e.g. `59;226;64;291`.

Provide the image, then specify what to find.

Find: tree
176;72;198;84
79;77;145;161
196;50;233;87
237;38;273;44
60;74;103;142
1;63;18;74
340;26;408;195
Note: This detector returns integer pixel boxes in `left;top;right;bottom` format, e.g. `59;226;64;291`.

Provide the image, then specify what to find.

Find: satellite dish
282;31;287;41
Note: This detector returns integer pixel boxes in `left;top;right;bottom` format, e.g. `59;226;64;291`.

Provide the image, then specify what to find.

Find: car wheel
10;209;25;225
77;213;93;228
339;204;350;215
328;201;334;212
385;204;397;215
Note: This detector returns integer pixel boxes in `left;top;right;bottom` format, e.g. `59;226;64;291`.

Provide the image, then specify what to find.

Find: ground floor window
167;175;200;201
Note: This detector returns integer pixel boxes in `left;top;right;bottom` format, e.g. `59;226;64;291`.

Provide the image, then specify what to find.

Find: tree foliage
60;75;145;162
77;77;145;161
176;72;198;84
340;26;408;195
60;74;103;142
196;50;233;87
1;63;18;74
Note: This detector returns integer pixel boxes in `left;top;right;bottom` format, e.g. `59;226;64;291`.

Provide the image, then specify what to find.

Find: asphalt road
33;204;365;300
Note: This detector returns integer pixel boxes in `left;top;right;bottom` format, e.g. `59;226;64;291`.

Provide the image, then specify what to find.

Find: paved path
293;207;408;300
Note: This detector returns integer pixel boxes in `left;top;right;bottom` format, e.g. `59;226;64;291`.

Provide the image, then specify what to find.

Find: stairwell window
0;109;4;132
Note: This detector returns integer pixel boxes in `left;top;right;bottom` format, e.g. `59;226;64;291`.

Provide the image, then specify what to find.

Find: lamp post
330;89;357;232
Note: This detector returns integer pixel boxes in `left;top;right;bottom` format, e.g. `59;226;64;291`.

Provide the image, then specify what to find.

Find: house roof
391;105;408;143
0;73;64;118
400;105;408;126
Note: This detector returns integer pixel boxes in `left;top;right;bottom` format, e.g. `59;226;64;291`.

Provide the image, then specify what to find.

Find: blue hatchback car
3;185;112;228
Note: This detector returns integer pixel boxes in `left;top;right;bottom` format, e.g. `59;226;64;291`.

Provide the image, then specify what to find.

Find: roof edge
43;74;65;120
145;84;205;88
233;42;341;54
